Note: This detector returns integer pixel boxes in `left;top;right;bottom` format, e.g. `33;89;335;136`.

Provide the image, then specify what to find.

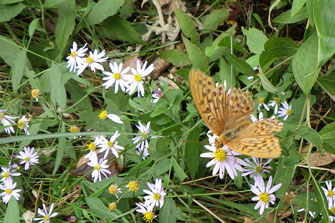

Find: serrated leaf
182;35;208;72
175;8;198;43
55;0;75;54
242;27;268;55
159;49;190;67
292;33;320;95
0;3;25;22
86;0;124;25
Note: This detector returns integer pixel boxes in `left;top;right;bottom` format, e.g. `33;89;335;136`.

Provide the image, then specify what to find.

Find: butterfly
189;69;283;158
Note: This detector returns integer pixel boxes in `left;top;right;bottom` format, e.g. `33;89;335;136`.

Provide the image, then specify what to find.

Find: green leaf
311;174;329;219
160;198;178;223
312;0;335;66
0;3;25;22
53;123;65;175
292;33;320;95
317;72;335;102
185;126;200;179
55;0;75;55
0;35;22;66
28;18;40;38
101;16;144;44
319;122;335;153
273;7;308;24
259;37;298;70
44;0;66;8
175;8;198;43
171;157;188;181
86;0;124;25
218;57;235;89
0;0;24;3
152;159;171;176
258;69;280;94
223;52;254;75
159;49;190;67
242;27;268;55
201;8;229;32
66;79;93;112
294;126;323;151
86;197;118;219
4;198;19;223
182;35;208;72
291;0;306;17
11;50;28;92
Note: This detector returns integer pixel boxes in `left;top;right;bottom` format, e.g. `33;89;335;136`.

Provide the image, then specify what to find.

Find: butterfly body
189;69;283;158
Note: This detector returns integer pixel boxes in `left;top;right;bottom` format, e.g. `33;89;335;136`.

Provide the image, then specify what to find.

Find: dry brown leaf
151;57;170;79
301;151;335;167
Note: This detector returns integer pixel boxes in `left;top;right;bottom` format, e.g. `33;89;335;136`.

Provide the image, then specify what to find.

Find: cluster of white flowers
257;97;293;121
132;121;153;160
66;42;156;98
0;110;31;135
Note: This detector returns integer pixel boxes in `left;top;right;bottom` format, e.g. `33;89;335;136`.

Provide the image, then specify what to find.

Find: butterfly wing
226;118;283;158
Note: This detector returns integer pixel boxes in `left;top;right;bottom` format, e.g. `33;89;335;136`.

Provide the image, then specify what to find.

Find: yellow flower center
88;142;96;151
274;97;280;104
143;211;154;222
43;214;50;221
330;207;335;214
134;74;142;82
259;192;270;203
153;193;161;201
328;190;334;197
141;132;147;138
109;202;117;211
258;98;265;104
31;89;40;99
5;188;11;194
17;119;25;129
127;181;139;192
255;165;263;173
286;109;293;115
94;164;100;170
86;56;93;64
25;157;30;162
69;126;79;133
98;110;108;120
113;73;121;80
214;149;226;162
0;112;4;119
108;141;114;148
109;185;118;195
256;73;260;77
70;51;77;58
3;171;9;178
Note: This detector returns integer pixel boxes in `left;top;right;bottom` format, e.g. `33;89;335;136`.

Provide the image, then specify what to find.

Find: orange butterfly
189;69;282;158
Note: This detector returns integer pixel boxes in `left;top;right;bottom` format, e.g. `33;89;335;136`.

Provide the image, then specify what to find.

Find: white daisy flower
152;88;163;103
124;60;154;97
85;136;104;158
97;132;124;159
200;143;246;180
0;179;21;204
34;203;58;223
87;153;111;182
98;110;123;124
278;101;293;120
297;208;316;218
251;176;282;215
132;121;151;152
241;157;272;181
17;115;30;135
108;184;122;199
102;62;130;93
136;202;156;222
322;181;335;208
136;147;150;160
268;97;280;114
66;42;88;72
0;110;18;134
1;164;21;182
257;97;270;111
16;147;39;170
76;49;107;75
143;178;166;209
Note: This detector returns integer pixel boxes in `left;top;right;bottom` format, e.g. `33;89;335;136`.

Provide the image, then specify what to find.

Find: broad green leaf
55;0;75;55
223;52;254;75
172;157;188;181
292;33;320;95
242;27;268;55
317;72;335;102
4;198;19;223
159;49;190;67
201;8;229;32
0;35;22;66
273;7;308;24
86;0;124;25
185;126;200;180
53;123;65;175
66;79;93;112
0;0;24;3
182;35;208;72
294;126;323;151
11;50;28;92
291;0;306;17
218;57;235;89
152;159;171;176
44;0;66;8
175;8;198;43
101;16;144;44
86;197;118;219
160;198;177;223
319;122;335;153
311;174;329;219
28;18;40;38
258;69;279;94
260;37;298;70
0;3;25;22
312;0;335;66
